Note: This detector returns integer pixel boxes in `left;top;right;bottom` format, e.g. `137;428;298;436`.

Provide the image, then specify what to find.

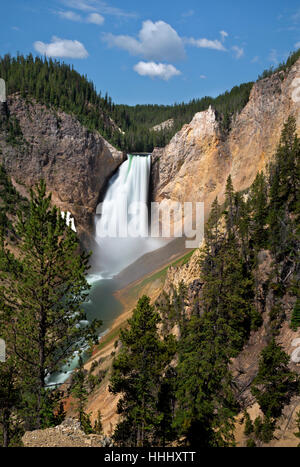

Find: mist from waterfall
47;155;169;386
92;154;165;278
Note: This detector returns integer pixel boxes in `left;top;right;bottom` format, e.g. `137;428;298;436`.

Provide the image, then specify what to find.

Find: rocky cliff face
0;94;124;242
161;247;300;447
152;59;300;217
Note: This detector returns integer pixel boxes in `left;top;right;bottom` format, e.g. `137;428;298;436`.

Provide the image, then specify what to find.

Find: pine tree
268;116;300;262
70;355;93;434
175;311;237;447
109;296;176;447
251;339;298;419
294;411;300;447
249;172;269;249
93;410;103;435
0;353;23;447
0;181;101;429
291;298;300;331
224;175;235;236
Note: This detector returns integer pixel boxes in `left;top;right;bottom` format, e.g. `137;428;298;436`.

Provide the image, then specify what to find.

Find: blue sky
1;0;300;105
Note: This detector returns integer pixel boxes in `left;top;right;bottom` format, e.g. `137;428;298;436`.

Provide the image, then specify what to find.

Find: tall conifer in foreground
0;181;100;429
109;296;176;447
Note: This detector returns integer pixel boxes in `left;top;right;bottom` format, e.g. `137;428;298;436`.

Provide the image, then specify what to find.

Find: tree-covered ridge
1;51;299;153
0;165;28;240
114;81;254;152
1;50;299;153
0;181;101;446
109;116;300;447
0;54;117;145
0;54;252;152
258;48;300;81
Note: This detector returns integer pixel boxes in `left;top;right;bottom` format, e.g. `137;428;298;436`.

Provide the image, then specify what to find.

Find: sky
1;0;300;105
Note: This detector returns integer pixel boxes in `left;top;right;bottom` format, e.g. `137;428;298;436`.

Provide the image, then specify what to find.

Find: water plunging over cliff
92;154;163;277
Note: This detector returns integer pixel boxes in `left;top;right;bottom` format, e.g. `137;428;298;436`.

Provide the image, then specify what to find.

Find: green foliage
0;54;116;144
249;172;269;249
244;411;254;436
80;412;94;435
258;48;300;80
244;411;276;446
294;411;300;447
0;164;28;238
0;54;253;152
111;116;298;448
109;296;176;447
0;180;101;432
251;339;298;419
246;438;257;447
291;298;300;331
0;354;23;446
253;416;276;444
175;312;237;447
93;410;103;435
116;82;253;151
268;116;300;263
5;115;24;146
70;357;103;435
70;356;89;431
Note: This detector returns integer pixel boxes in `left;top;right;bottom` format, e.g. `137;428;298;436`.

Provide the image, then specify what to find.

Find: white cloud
292;9;300;23
62;0;94;11
268;49;289;65
57;10;82;21
182;10;195;18
103;20;186;62
269;49;279;65
55;9;104;25
251;56;259;63
87;12;104;24
200;75;207;79
220;30;228;42
232;45;244;59
295;41;300;49
34;36;89;58
133;61;181;80
186;37;226;51
61;0;137;18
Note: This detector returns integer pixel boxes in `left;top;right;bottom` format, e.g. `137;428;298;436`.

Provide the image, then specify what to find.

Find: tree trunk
3;408;10;447
37;305;46;429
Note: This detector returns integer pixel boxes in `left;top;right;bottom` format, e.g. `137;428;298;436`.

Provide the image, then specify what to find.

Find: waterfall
47;155;167;386
92;154;163;277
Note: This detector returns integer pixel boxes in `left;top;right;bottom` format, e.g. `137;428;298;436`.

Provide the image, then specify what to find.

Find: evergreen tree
249;172;269;249
291;298;300;331
268;116;300;263
93;410;103;435
251;339;298;419
294;411;300;447
109;296;176;447
224;175;235;236
0;350;23;447
0;181;101;429
70;355;93;434
175;312;237;447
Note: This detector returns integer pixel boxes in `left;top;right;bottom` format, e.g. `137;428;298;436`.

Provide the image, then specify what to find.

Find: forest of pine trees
0;180;102;446
0;53;254;152
0;54;299;446
0;115;298;448
108;116;299;447
1;50;299;154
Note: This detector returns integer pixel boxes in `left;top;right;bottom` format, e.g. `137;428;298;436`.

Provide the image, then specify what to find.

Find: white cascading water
92;154;164;278
47;155;167;386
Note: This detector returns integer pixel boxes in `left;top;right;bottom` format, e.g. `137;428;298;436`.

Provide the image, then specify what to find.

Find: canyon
152;58;300;216
1;57;300;447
